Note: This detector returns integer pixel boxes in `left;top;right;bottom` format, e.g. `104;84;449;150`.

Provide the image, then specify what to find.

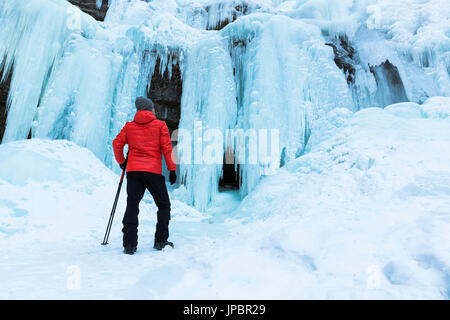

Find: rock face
148;58;183;134
325;35;356;84
68;0;108;21
0;71;11;143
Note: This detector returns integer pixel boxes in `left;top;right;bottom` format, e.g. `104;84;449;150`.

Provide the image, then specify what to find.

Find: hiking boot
153;241;174;251
124;245;137;255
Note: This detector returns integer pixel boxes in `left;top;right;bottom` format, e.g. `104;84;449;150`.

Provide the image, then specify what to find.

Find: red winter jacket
112;110;176;174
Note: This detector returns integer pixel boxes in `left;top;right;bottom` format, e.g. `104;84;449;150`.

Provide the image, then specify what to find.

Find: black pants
122;171;171;247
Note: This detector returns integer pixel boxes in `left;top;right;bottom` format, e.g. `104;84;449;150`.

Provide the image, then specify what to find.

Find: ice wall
278;0;450;107
0;0;73;142
0;0;449;211
223;13;354;197
0;0;196;162
34;34;123;162
0;0;120;161
364;0;450;101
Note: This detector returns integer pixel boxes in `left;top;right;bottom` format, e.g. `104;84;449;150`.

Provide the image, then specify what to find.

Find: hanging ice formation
1;0;449;211
221;13;354;200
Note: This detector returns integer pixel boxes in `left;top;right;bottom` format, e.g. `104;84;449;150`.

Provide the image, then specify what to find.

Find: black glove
119;158;127;170
169;171;177;185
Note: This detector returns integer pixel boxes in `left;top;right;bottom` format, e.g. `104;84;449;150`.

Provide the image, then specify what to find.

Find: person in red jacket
113;96;177;254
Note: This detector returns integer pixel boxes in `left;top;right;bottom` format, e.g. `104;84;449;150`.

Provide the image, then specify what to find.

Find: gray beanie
135;96;154;111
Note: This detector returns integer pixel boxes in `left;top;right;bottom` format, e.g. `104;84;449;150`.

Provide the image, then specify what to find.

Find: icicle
139;50;158;96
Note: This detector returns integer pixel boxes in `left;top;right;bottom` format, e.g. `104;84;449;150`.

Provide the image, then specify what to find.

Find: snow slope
1;98;449;299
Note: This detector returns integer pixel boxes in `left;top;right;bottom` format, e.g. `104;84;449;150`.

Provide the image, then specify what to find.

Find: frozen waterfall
0;0;449;211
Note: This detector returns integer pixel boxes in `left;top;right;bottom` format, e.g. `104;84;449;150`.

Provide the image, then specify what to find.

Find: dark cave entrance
219;148;240;191
147;56;182;135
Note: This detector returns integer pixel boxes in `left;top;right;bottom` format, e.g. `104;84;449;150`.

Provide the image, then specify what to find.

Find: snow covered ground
1;98;449;299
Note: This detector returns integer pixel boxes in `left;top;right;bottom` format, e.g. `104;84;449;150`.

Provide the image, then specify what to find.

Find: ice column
0;0;73;142
178;34;237;211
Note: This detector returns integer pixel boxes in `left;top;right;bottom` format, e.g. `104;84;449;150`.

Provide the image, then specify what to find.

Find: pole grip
119;154;128;183
119;166;126;183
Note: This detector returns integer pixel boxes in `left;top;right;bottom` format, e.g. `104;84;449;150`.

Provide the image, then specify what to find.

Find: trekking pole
101;157;127;245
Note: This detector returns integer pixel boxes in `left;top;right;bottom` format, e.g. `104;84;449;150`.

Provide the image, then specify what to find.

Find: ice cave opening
219;148;240;191
147;56;182;135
